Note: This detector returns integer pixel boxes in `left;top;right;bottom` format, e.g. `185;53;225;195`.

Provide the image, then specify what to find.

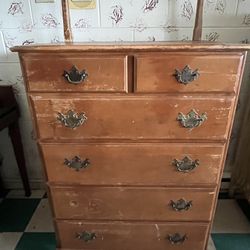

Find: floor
0;190;250;250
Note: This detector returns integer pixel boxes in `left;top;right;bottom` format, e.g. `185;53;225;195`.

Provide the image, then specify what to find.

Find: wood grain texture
193;0;204;41
204;52;248;248
61;0;72;42
56;220;209;250
13;43;248;250
30;95;235;141
21;54;128;93
50;186;215;221
135;53;243;93
10;42;250;53
40;143;225;186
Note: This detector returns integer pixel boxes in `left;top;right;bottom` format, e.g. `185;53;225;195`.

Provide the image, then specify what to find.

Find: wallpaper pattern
0;0;250;188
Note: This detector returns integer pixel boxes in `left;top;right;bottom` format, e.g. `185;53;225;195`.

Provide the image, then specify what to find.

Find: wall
0;0;250;188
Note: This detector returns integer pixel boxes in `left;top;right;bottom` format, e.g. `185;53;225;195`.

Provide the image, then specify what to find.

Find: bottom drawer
57;220;209;250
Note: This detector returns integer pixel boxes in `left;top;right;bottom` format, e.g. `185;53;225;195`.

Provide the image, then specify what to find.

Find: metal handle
76;231;96;242
170;198;192;211
57;110;87;129
173;156;199;172
63;65;88;84
174;65;199;85
177;109;207;128
64;156;90;171
167;233;187;245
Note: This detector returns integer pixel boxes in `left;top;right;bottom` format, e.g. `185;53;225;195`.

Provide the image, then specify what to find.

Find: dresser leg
8;122;31;197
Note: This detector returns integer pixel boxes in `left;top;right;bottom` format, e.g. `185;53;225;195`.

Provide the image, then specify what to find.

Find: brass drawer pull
64;156;90;171
174;65;199;85
177;109;207;128
167;233;187;245
57;110;87;129
76;231;96;242
63;65;88;85
173;156;199;172
170;198;192;211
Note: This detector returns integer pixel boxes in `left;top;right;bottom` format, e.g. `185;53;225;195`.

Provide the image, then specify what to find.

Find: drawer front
31;95;234;141
21;54;128;92
135;53;243;93
40;143;224;186
51;186;215;221
57;220;209;250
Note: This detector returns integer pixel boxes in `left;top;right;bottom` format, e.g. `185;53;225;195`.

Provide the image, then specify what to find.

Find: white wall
0;0;250;188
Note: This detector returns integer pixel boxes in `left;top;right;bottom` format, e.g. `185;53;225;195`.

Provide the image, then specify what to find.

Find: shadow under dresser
11;42;250;250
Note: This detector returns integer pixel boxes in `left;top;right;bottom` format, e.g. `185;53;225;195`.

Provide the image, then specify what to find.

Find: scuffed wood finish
13;42;248;250
56;220;209;250
51;186;215;221
11;42;250;53
30;95;234;141
21;54;128;93
135;53;243;93
40;143;225;186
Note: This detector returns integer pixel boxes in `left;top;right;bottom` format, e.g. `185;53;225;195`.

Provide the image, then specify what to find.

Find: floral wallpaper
0;0;250;188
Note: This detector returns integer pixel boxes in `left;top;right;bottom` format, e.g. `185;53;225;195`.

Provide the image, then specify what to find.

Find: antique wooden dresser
12;42;249;249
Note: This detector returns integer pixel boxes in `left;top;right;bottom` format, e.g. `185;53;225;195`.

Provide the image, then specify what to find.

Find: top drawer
21;53;129;93
135;53;244;93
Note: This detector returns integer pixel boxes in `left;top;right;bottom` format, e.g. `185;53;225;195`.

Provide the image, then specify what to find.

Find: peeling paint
155;224;161;239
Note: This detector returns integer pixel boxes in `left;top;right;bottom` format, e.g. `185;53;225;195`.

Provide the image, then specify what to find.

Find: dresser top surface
11;41;250;53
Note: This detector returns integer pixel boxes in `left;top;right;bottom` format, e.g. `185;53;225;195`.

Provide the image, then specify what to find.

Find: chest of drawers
12;43;249;250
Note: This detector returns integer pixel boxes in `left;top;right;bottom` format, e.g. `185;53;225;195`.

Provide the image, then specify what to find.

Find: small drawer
21;53;129;93
56;220;209;250
135;53;244;93
30;94;234;141
40;143;225;186
50;186;215;221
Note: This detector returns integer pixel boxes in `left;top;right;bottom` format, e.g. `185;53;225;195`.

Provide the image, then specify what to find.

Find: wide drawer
135;53;244;93
40;143;225;186
21;53;129;92
56;220;209;250
50;186;215;221
30;95;234;141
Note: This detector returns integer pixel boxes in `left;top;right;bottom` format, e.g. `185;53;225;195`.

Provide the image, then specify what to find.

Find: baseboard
2;178;45;189
236;199;250;222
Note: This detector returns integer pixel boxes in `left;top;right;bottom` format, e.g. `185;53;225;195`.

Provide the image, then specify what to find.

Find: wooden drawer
56;220;209;250
135;53;243;93
40;143;225;186
30;95;234;141
21;53;129;93
50;186;215;221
